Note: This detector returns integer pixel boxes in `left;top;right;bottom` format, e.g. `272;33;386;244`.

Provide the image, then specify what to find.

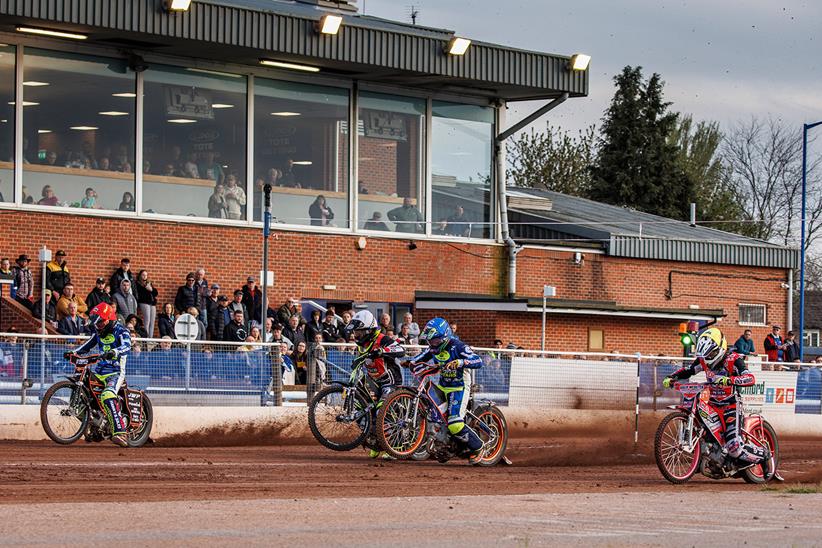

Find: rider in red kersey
663;327;771;477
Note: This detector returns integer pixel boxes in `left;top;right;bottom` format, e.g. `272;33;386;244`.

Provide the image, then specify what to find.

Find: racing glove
63;350;75;360
368;347;384;360
714;376;731;386
662;377;673;389
444;360;462;370
102;349;118;361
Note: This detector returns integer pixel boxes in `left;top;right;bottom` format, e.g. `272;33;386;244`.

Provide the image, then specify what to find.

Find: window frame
738;303;767;327
587;328;605;351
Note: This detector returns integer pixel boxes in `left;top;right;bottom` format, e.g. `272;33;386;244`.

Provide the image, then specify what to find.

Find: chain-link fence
1;332;820;415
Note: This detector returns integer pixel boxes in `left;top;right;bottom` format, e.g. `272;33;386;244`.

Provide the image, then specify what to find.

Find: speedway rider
64;302;132;447
344;310;406;458
663;327;771;477
404;317;485;464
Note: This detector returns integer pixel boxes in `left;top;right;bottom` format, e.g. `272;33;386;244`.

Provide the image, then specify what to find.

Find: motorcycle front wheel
308;384;370;451
40;380;90;445
655;411;701;484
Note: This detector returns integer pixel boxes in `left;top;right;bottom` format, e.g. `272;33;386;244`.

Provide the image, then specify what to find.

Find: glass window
254;78;349;228
142;66;247;218
357;92;425;233
22;49;135;210
738;303;767;326
0;44;14;203
431;101;494;239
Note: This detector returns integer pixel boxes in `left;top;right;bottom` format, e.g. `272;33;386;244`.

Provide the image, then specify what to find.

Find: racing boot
760;447;772;481
111;433;129;448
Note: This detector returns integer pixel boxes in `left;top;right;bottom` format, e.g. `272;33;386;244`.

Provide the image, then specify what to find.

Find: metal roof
507;188;799;269
0;0;588;101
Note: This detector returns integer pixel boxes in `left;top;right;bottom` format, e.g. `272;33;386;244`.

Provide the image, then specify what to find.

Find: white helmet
345;310;378;345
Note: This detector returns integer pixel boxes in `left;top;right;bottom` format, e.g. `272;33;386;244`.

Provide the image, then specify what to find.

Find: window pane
357;91;425;233
22;49;135;210
143;66;247;218
431;101;494;239
0;44;14;202
253;78;349;228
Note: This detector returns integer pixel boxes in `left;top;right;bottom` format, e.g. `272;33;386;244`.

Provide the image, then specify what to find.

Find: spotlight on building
569;53;591;71
165;0;192;12
446;37;471;56
317;14;343;35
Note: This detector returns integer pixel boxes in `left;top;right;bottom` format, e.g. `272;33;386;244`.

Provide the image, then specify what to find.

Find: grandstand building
0;0;798;354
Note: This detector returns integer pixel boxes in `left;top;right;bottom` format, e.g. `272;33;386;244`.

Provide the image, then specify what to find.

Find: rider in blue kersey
64;302;132;447
408;317;485;463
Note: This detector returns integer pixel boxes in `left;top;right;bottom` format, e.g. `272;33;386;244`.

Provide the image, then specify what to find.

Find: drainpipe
494;93;569;298
787;268;794;333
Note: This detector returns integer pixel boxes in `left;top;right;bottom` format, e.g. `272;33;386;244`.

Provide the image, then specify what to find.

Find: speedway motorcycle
40;354;153;447
654;380;778;484
375;362;509;466
307;353;429;460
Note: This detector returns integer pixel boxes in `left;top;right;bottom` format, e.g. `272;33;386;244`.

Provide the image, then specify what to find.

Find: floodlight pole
799;121;822;362
261;184;272;328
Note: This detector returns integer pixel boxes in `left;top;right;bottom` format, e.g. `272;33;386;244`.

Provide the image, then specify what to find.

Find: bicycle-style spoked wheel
308;384;370;451
655;411;701;484
470;405;508;466
40;380;90;445
377;388;428;459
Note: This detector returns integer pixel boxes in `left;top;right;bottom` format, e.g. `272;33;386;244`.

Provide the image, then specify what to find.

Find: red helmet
88;302;116;333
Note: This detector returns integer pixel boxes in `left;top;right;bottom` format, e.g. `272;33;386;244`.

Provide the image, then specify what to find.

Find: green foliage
589;66;691;220
506;124;595;196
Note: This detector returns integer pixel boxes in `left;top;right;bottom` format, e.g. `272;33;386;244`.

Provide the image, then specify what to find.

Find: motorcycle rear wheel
308;384;370;451
655;411;701;484
127;394;154;448
40;380;90;445
376;388;428;459
742;420;779;484
470;405;508;466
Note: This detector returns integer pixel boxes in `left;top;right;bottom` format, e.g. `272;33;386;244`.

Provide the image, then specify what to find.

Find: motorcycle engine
700;439;727;479
427;423;457;463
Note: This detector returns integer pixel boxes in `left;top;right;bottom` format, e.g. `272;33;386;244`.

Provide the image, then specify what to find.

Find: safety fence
0;333;819;416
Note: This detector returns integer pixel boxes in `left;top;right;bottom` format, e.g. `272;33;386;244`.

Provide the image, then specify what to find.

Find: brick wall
0;208;790;354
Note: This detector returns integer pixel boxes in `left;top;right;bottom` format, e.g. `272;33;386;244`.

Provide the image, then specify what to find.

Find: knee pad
100;388;117;403
448;422;465;435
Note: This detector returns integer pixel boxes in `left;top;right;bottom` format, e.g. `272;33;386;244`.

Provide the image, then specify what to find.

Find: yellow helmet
695;327;727;369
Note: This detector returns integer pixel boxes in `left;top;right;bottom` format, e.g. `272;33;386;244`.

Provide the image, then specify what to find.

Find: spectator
283;314;306;348
280;342;296;384
764;325;784;363
305;310;324;342
270;323;292;348
279;158;297;187
208;184;228;219
174;272;200;315
363;211;390;232
183;152;200;178
242;276;262;323
321;311;341;343
86;277;112;309
98;156;111;171
223;309;248;343
341;310;352;330
277;298;299;327
11;254;34;311
186;307;207;340
113;279;138;319
205;284;222;339
21;185;34;204
734;329;756;356
396;323;416;345
450;322;458;335
212;295;231;342
228;289;249;320
38;185;59;206
387;197;424;233
45;250;70;295
379;313;392;333
446;204;471;237
292;341;308;384
199;151;225;185
223;174;247;221
125;314;148;339
134;269;158;338
57;302;86;336
308;195;334;227
158;303;176;339
56;283;89;320
80;187;100;209
783;331;801;363
396;312;421;340
358;180;369;195
118;192;135;212
192;268;210;327
32;289;58;327
109;257;134;295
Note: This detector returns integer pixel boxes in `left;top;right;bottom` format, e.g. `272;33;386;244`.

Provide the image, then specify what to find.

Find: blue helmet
421;317;452;352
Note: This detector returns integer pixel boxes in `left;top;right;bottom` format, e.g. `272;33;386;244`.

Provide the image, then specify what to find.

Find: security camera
780;282;790;289
128;54;149;73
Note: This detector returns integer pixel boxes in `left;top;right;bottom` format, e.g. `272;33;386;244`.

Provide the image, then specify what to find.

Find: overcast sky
361;0;821;137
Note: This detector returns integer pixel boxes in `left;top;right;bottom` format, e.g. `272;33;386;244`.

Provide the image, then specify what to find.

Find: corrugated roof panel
610;236;798;269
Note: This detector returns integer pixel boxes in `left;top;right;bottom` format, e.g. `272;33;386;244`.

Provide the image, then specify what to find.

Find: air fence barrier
0;333;820;421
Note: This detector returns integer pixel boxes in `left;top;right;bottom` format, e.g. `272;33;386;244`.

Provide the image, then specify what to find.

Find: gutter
494;93;569;298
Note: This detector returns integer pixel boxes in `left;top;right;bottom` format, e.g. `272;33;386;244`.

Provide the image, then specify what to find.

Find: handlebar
68;354;101;367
